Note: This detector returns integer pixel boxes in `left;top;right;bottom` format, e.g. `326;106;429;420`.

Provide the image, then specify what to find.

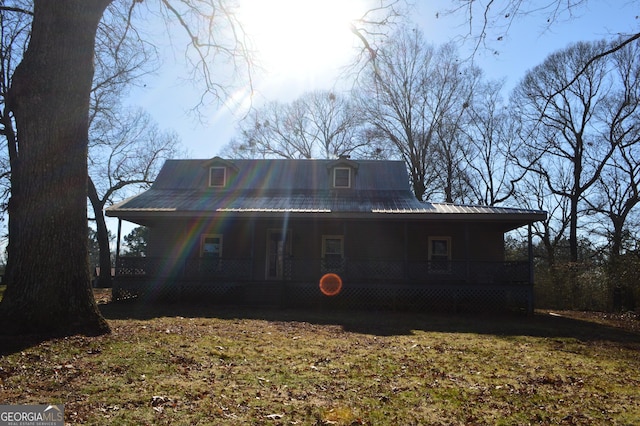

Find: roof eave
105;209;547;225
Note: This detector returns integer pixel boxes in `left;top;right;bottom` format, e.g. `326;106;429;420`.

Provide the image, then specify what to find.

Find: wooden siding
143;218;514;283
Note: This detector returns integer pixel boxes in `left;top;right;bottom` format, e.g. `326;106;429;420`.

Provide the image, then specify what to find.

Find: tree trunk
611;221;623;259
88;177;113;288
0;0;112;336
569;195;579;263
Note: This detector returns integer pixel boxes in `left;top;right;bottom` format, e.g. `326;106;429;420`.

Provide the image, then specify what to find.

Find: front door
266;229;290;280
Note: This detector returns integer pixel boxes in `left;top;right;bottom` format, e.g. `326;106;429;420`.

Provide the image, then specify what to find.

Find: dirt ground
543;309;640;334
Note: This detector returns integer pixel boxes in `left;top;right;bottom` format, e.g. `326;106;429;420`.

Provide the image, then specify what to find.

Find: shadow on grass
0;334;51;357
99;298;640;345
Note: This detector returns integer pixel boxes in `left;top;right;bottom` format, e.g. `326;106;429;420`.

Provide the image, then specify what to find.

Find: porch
113;256;534;312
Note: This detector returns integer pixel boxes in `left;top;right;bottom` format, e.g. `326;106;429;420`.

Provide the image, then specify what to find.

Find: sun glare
237;0;367;81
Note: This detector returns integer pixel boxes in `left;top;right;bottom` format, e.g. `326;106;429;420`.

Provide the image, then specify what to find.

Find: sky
128;0;639;160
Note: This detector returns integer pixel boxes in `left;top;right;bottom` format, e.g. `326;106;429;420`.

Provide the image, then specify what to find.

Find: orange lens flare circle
319;273;343;296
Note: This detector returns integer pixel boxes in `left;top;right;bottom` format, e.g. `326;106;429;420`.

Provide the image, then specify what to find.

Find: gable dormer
327;156;359;189
202;157;238;189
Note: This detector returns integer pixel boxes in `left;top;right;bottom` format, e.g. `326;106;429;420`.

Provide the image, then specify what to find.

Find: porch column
528;223;534;282
343;221;347;238
250;220;255;280
343;221;348;273
464;223;470;283
403;221;408;280
527;223;534;314
115;218;122;275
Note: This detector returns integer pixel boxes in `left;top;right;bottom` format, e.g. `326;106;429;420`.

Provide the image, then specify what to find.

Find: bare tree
589;146;640;310
86;1;164;289
0;1;168;293
223;100;315;159
89;108;182;288
462;79;519;206
446;1;638;57
512;39;617;262
221;90;367;159
590;152;640;257
447;0;640;118
358;28;479;200
0;1;30;211
430;50;482;203
89;1;158;127
432;120;473;203
1;1;158;209
586;37;640;258
0;0;251;336
1;1;114;335
304;91;369;159
358;27;434;200
515;166;572;267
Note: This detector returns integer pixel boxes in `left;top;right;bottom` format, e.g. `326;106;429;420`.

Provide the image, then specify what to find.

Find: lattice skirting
113;279;533;313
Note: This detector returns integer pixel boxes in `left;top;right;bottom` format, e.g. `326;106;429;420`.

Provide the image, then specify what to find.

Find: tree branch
0;6;33;17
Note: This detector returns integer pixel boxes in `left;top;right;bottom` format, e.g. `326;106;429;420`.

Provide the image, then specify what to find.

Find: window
333;167;351;188
322;235;344;271
209;167;226;187
428;237;451;272
201;234;223;258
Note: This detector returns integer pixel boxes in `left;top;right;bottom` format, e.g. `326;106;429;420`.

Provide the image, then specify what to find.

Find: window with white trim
209;167;226;187
333;167;351;188
201;234;223;258
322;235;344;270
428;236;451;272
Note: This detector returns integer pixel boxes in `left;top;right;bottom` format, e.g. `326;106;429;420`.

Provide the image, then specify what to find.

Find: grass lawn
1;291;639;425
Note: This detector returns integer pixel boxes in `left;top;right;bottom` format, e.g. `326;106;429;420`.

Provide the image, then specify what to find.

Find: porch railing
115;256;253;280
115;256;530;285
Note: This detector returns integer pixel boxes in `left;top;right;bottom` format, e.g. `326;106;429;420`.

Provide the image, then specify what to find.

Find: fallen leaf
151;396;170;407
266;413;284;419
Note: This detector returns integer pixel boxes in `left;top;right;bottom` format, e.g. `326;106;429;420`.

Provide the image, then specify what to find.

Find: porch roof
106;188;545;225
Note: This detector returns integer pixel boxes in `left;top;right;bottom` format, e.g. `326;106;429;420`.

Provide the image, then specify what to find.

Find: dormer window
209;167;226;187
328;156;358;189
203;157;238;189
333;167;351;188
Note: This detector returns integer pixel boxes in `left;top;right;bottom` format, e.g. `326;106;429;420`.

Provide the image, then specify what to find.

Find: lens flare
319;273;342;296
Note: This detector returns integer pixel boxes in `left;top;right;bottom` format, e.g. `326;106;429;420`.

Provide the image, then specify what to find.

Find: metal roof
106;158;546;226
151;158;411;192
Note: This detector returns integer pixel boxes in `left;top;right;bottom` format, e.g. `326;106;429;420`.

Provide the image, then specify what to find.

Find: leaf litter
0;305;639;424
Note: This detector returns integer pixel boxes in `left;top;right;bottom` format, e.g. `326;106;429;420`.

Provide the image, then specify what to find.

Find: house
106;157;546;312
